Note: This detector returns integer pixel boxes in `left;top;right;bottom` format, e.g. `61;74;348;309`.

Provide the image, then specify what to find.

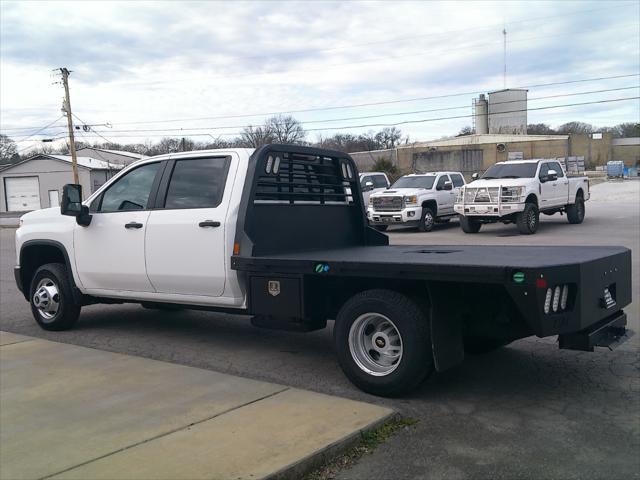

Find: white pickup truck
454;159;590;234
14;146;631;397
367;172;465;232
359;171;390;205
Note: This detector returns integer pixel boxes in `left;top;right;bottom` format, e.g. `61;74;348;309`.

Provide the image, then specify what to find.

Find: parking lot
1;180;638;479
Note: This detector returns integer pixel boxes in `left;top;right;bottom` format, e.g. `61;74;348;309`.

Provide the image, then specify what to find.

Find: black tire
418;207;435;232
459;215;481;233
29;263;80;331
464;337;511;355
516;202;539;234
373;225;388;232
333;289;434;397
566;194;585;224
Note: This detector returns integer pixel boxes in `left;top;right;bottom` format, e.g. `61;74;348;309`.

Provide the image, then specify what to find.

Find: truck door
144;155;236;297
538;162;559;209
549;161;569;206
74;161;164;292
435;174;455;215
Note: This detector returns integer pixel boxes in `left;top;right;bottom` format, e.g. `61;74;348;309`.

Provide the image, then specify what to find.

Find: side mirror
61;184;91;226
363;181;374;191
547;169;558;181
61;184;83;216
443;181;453;191
471;173;479;180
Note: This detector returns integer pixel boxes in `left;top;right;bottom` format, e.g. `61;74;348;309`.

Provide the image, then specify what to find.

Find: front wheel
516;203;539;234
459;215;481;233
566;194;585;224
418;207;435;232
30;263;80;331
333;289;434;397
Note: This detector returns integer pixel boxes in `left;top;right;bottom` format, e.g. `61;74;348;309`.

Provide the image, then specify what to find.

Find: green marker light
513;271;525;284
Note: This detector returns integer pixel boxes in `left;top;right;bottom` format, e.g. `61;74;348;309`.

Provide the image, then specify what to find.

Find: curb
267;411;398;480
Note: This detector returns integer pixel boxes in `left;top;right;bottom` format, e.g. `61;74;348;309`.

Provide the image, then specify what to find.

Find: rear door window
163;157;231;209
372;175;388;188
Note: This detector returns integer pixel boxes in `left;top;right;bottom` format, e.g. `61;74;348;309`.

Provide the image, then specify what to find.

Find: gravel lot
1;180;638;479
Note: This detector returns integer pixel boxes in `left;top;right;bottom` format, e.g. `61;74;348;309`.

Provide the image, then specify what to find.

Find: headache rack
234;144;387;256
254;151;355;205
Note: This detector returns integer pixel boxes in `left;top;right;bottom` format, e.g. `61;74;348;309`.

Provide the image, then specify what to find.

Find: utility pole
60;68;79;184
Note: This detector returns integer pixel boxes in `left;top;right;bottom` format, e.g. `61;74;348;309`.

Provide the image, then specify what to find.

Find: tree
240;124;274;148
457;126;473;136
615;122;640;138
527;123;556;135
371;157;401;182
265;115;305;144
556;122;593;135
0;135;19;163
374;127;403;149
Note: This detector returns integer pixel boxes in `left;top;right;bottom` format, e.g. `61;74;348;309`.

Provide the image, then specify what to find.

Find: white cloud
1;0;638;151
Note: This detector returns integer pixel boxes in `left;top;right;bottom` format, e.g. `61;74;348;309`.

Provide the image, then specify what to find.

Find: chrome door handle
199;220;221;228
125;222;143;229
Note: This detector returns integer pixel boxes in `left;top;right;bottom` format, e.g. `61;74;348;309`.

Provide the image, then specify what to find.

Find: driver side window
538;163;549;179
98;162;162;213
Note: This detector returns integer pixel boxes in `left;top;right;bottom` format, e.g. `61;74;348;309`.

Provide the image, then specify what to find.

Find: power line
10;116;66;143
83;73;640;127
81;86;639;135
46;96;637;140
4;73;639;136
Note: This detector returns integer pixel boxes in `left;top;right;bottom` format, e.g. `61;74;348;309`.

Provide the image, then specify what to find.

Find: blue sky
1;0;638;151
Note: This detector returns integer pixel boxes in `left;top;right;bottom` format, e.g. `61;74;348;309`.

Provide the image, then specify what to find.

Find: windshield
391;176;436;189
481;163;538;179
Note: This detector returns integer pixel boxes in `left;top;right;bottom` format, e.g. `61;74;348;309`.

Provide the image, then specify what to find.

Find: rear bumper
559;310;633;352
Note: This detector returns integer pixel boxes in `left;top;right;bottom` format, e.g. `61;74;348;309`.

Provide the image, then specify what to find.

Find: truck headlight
404;195;417;206
369;197;373;206
501;186;524;202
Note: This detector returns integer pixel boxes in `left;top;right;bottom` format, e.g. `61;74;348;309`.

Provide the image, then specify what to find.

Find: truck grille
372;196;403;211
463;187;500;203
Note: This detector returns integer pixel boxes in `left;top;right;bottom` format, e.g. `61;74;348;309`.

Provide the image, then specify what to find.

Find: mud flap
428;283;465;372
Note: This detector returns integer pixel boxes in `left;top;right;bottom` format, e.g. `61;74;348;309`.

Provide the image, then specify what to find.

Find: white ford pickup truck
454;159;590;235
14;146;631;397
367;172;465;232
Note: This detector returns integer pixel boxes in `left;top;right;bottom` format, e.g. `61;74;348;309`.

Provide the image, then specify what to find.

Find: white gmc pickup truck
367;172;466;232
454;159;590;234
14;146;631;396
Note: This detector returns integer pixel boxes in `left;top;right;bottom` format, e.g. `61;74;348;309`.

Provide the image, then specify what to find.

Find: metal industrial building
350;133;640;176
0;154;123;212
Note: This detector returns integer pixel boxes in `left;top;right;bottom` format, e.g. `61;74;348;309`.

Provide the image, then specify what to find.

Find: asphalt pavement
1;180;638;479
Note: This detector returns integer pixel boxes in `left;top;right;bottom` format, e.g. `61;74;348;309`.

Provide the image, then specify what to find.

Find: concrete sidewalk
0;331;393;480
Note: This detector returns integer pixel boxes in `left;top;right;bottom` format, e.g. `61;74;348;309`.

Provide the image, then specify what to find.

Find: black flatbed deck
232;244;629;284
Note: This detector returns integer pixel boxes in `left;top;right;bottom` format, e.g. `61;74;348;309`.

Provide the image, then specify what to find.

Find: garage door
5;177;41;211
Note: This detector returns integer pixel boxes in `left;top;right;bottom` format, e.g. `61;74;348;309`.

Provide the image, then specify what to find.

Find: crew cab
454;159;590;234
14;146;631;397
359;171;390;205
367;172;465;231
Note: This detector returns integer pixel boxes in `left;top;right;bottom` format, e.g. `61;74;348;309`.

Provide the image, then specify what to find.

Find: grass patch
304;416;418;480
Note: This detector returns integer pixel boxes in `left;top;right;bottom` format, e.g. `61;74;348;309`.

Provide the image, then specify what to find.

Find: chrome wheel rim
424;212;434;229
33;277;60;321
348;313;403;376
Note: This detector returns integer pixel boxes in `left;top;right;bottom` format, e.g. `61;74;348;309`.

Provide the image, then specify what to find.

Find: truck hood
19;207;75;226
466;178;532;188
371;188;432;198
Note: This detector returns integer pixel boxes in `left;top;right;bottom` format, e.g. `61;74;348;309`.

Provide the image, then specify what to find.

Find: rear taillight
543;284;572;314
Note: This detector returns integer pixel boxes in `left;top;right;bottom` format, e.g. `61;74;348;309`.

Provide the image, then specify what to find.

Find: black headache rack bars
234;144;387;257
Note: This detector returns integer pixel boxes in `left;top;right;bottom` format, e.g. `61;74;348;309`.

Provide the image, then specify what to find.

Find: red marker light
536;278;548;289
